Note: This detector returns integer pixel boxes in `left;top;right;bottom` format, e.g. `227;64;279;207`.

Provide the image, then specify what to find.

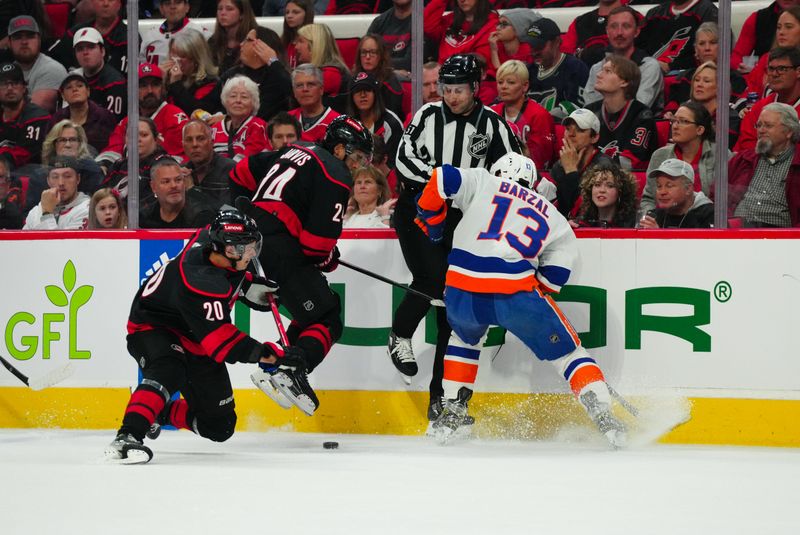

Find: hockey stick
608;385;639;418
339;259;446;307
250;257;290;345
0;355;74;391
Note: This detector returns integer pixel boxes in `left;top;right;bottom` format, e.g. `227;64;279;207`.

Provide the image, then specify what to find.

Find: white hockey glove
241;276;279;312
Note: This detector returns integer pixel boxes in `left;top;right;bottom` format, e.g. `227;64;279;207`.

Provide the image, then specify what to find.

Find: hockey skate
430;388;474;445
425;396;475;437
388;331;417;384
579;384;627;449
255;347;319;416
104;433;153;465
250;367;294;410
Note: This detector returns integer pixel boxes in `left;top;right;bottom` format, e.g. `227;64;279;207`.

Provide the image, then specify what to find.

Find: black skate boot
579;384;627;449
146;399;177;440
267;346;319;416
387;331;417;384
105;433;153;464
431;387;474;444
426;395;475;436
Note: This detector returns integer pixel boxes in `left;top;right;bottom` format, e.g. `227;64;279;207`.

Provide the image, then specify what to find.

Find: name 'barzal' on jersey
496;180;552;218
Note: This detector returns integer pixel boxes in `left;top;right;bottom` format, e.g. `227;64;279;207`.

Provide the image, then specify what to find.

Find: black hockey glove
315;246;340;273
240;276;279;312
258;343;308;373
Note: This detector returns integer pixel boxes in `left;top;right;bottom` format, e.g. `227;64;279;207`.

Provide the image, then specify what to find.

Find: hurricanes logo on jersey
467;133;489;159
654;26;692;66
600;140;621;159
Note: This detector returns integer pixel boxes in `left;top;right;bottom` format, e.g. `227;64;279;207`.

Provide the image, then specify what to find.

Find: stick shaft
0;355;31;386
268;293;290;346
338;260;445;306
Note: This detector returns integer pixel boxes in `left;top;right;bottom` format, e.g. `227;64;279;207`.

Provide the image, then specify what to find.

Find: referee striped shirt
395;100;522;186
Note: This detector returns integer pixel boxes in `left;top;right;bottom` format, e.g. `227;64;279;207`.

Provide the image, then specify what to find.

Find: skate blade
400;373;412;385
104;446;153;465
605;429;627;450
250;370;293;409
270;373;317;416
428;421;473;443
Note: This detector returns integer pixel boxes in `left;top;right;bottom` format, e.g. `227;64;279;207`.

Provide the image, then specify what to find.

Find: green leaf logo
63;260;76;293
45;285;68;307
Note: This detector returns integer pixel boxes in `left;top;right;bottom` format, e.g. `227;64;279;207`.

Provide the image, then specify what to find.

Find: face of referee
442;83;475;116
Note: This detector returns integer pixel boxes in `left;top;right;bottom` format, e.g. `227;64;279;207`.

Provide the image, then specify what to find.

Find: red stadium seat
336;38;360;70
400;80;411;117
44;3;71;40
656;120;671;148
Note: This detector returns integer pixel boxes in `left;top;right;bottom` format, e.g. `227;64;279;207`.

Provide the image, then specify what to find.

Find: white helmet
489;152;537;188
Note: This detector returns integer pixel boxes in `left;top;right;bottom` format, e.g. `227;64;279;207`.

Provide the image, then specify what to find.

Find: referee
389;54;521;425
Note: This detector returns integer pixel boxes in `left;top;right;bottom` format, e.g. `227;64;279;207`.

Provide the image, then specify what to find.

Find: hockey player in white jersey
414;153;626;448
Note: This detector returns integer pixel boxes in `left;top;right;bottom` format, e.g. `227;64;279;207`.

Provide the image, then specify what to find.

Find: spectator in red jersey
295;23;351;113
641;101;724;215
424;0;498;77
49;73;116;155
96;63;188;171
214;27;292;122
745;6;800;98
281;0;314;70
48;0;133;75
571;160;638;228
561;0;628;68
71;27;127;121
346;72;403;167
354;34;404;118
488;8;538;72
212;74;269;162
163;28;221;116
288;63;341;143
585;54;656;170
736;47;800;153
491;59;555;170
732;0;798;75
207;0;259;74
0;61;51;170
267;111;301;150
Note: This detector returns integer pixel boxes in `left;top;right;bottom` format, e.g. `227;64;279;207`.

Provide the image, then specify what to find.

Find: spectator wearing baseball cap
346;71;404;167
639;158;714;229
70;26;127;121
96;63;189;170
523;18;589;120
23;155;91;230
46;0;132;75
552;108;617;219
8;15;67;114
49;72;117;156
0;61;51;169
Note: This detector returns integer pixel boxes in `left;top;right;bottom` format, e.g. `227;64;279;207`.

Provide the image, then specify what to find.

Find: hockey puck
322;441;339;450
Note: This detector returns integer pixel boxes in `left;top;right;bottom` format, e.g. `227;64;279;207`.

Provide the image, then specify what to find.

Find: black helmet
438;54;481;88
209;209;262;258
321;115;373;160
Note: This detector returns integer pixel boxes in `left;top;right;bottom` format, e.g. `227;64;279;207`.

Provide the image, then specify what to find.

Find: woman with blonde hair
296;23;351;112
572;161;638;228
88;187;128;229
344;165;396;229
163;28;221;116
208;0;259;73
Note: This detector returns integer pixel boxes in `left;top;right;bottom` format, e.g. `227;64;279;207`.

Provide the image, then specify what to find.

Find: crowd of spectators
0;0;799;230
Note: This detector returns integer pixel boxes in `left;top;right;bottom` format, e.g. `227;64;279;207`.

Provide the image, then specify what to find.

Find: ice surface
1;429;798;534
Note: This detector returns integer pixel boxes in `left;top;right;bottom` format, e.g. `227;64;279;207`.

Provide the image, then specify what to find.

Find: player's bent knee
197;411;237;442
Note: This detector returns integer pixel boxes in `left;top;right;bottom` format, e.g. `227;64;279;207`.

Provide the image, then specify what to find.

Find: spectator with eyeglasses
0;61;51;171
641;101;726;216
735;47;800;153
744;6;800;99
0;158;23;229
367;0;414;77
718;103;800;228
487;8;539;73
287;63;341;143
353;34;404;118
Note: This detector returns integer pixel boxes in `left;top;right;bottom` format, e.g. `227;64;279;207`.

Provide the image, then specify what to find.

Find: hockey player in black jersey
105;209;299;464
230;115;373;415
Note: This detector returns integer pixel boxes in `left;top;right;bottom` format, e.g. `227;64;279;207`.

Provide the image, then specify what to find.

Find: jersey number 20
477;195;549;258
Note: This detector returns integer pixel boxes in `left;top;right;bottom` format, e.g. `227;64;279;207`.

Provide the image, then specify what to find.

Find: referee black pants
392;187;461;402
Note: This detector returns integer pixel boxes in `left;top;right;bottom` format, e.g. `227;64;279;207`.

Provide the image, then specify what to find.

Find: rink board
1;229;799;446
